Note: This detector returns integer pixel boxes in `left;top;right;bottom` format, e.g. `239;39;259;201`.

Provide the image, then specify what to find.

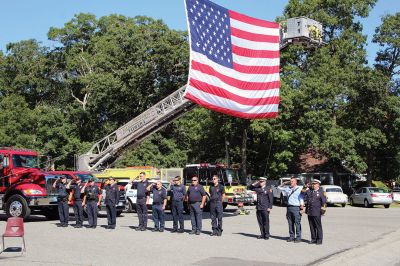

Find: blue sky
0;0;398;64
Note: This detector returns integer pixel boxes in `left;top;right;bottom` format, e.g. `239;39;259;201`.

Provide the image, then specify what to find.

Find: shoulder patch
323;192;327;197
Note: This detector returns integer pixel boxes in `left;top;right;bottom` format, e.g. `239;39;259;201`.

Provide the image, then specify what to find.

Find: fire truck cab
0;147;60;219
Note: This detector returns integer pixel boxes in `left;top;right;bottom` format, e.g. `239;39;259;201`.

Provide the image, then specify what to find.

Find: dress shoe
171;229;178;233
152;228;159;232
140;227;147;231
316;241;323;245
159;229;164;232
309;240;317;244
178;229;184;233
257;235;264;239
264;236;269;240
210;231;217;236
195;230;201;235
294;239;301;243
189;230;196;235
287;238;294;242
135;227;141;231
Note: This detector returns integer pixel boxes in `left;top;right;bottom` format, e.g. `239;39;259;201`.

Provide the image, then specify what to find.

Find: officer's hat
60;175;67;179
88;178;95;182
312;179;321;184
108;176;115;181
258;177;267;181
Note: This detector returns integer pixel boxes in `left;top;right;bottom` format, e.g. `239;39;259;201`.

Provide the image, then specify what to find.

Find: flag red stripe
229;10;280;29
233;62;280;74
231;27;280;43
191;60;280;90
185;92;278;119
189;79;280;106
232;45;279;58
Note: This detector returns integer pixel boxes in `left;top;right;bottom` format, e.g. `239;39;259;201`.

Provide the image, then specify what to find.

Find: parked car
392;187;400;203
321;185;348;207
350;187;393;208
124;179;169;212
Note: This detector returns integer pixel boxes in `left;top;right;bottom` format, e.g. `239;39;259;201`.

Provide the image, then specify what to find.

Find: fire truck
0;147;60;219
183;163;253;212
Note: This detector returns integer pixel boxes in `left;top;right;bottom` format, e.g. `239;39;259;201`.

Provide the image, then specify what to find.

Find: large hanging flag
184;0;280;119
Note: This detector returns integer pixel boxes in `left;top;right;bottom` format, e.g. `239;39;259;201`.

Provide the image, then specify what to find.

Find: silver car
350;187;393;208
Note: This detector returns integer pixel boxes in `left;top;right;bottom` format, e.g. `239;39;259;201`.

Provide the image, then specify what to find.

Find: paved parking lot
0;204;399;266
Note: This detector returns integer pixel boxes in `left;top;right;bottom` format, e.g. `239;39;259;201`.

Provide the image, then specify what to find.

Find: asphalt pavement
0;204;399;266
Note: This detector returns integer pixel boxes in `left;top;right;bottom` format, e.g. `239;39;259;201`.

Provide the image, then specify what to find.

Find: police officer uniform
151;185;167;232
84;180;101;228
187;184;206;235
209;183;225;236
136;179;149;231
105;178;119;229
70;180;85;228
304;179;327;244
56;176;69;227
251;177;273;240
169;182;186;233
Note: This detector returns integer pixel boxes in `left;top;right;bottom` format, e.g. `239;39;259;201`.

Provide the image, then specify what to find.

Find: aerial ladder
77;17;324;172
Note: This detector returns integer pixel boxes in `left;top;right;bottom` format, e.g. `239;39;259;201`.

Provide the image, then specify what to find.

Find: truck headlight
23;189;43;195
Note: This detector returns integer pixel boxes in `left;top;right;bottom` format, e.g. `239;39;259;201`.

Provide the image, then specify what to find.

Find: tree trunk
366;152;374;186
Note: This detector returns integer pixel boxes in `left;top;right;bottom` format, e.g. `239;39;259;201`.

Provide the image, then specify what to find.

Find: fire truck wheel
116;211;123;217
223;202;228;210
6;194;31;219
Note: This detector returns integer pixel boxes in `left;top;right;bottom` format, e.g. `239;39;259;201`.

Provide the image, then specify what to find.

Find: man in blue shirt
282;176;304;243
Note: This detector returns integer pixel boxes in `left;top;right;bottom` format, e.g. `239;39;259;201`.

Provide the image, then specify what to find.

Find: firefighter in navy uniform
209;174;225;236
250;177;273;240
186;176;206;235
66;177;86;228
147;181;167;232
53;175;69;227
168;176;186;233
83;178;102;229
304;179;327;245
135;172;150;231
105;177;119;229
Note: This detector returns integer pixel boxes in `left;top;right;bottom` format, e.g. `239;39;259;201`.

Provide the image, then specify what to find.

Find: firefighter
105;177;119;229
186;176;206;235
135;172;150;231
169;176;186;233
250;177;273;240
209;174;225;236
304;179;327;245
83;178;101;229
53;175;69;227
147;181;167;232
66;177;86;228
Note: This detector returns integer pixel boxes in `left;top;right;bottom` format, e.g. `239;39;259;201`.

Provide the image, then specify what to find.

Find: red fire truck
0;147;60;219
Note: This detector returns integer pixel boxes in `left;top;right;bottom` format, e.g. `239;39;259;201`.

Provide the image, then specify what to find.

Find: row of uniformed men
54;173;327;244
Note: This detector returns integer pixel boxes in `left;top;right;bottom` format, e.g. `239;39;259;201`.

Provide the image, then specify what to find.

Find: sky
0;0;398;64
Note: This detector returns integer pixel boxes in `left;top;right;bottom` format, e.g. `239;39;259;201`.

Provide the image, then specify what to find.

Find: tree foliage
0;7;399;182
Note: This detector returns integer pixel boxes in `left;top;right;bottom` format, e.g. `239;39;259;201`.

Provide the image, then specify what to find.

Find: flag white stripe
190;70;280;98
186;85;279;113
231;36;280;51
230;18;280;36
191;51;280;82
233;53;280;67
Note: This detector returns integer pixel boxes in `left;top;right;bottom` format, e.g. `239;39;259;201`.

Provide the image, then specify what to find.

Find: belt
210;200;222;203
74;198;82;201
190;201;201;204
287;205;300;208
153;203;162;205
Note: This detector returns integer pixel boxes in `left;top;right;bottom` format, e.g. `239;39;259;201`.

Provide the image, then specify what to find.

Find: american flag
184;0;280;119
